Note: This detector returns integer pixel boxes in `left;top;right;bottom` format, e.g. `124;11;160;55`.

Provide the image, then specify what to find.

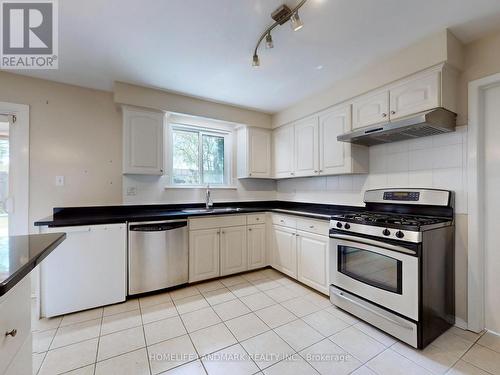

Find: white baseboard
455;317;468;330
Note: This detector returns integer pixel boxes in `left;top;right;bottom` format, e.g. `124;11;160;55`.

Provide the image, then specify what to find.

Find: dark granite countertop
34;201;364;228
0;233;66;297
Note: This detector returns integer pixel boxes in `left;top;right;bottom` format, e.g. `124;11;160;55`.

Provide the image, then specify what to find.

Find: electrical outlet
126;186;137;196
55;176;65;186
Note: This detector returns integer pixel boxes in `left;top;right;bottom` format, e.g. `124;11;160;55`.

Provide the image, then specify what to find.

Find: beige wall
458;29;500;125
0;72;123;230
114;82;272;129
272;30;462;127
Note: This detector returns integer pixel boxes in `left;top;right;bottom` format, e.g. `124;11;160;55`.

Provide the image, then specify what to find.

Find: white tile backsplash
276;126;468;214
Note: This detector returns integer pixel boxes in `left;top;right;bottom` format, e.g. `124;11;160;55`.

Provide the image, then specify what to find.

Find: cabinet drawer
296;218;329;236
0;277;30;375
189;215;247;230
271;214;297;228
247;214;266;225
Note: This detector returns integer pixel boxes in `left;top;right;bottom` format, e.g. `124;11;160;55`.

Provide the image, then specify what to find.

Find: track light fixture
252;0;308;67
265;33;274;49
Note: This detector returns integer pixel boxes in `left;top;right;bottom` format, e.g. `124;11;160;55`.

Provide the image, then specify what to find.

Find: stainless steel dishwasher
128;219;188;295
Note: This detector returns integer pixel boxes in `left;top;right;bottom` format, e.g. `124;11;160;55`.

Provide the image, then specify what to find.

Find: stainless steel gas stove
329;188;455;349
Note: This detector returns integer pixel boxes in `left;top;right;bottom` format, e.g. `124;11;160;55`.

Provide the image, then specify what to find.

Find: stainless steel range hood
337;108;457;146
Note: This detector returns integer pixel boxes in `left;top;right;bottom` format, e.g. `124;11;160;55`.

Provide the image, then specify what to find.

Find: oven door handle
331;289;414;331
330;233;417;255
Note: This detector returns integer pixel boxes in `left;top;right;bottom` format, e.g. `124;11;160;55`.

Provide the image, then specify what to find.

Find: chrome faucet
205;184;213;209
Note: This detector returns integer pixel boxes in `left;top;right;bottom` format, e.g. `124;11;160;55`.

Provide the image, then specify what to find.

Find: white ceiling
14;0;500;113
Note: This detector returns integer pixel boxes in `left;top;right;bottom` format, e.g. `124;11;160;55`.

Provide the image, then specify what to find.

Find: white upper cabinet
237;127;272;178
389;71;440;120
351;65;457;129
352;90;390;129
123;107;164;175
294;116;319;177
273;124;295;178
319;105;355;175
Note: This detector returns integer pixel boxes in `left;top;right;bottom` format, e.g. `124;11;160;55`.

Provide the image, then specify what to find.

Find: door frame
467;72;500;332
0;102;29;235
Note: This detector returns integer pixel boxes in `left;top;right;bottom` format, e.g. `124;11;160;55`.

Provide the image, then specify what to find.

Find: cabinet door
297;231;329;294
220;226;248;276
248;128;272;178
389;71;440;120
123;108;164;175
273;125;295;178
189;228;220;282
294;116;319;177
247;224;266;270
352;90;390;129
40;225;127;317
272;225;297;278
319;105;351;175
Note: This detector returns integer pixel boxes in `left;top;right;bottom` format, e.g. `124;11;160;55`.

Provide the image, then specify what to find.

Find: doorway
468;73;500;334
0;102;29;236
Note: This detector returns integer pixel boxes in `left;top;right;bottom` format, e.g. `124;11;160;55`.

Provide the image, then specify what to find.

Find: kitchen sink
182;207;243;214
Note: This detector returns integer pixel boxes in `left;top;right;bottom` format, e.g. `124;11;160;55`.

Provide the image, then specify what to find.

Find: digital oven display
383;191;420;201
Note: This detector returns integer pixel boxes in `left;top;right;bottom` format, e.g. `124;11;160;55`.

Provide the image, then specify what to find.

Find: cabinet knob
319;170;323;173
248;228;252;231
5;329;17;337
390;110;396;115
249;173;252;176
382;113;387;118
256;218;260;221
309;225;314;229
280;220;285;223
313;170;318;173
290;172;295;176
296;234;300;237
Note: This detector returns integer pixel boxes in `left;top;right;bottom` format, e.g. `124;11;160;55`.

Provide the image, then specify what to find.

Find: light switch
55;176;65;186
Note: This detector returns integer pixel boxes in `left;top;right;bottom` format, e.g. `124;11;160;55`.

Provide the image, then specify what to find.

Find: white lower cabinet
39;224;127;318
188;215;269;282
0;277;31;375
189;228;220;282
271;214;330;295
272;225;297;278
247;224;266;270
220;226;247;276
297;231;330;294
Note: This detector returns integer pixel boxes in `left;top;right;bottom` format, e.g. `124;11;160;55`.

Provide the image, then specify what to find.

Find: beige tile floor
31;268;500;375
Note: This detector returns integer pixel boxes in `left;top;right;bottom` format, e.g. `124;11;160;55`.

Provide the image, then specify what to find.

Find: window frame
167;123;233;188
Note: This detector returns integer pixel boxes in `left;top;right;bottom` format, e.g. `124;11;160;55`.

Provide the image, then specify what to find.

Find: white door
189;228;220;282
247;224;266;270
483;82;500;333
0;110;28;236
389;72;440;120
319;105;351;175
352;90;390;129
272;225;297;278
248;128;272;178
273;125;294;178
297;231;329;294
220;225;247;276
123;108;164;175
0;116;10;236
294;116;319;177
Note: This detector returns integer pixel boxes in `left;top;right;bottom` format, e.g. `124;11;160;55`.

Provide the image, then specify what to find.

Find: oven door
330;233;419;321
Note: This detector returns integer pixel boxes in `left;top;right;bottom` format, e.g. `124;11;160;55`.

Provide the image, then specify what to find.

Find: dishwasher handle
129;221;187;232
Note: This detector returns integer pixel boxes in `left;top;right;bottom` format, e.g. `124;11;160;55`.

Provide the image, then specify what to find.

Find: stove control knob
344;223;351;230
336;222;343;229
396;231;405;239
382;229;391;236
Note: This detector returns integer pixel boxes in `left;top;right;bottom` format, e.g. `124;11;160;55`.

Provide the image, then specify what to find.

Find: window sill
164;185;238;190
